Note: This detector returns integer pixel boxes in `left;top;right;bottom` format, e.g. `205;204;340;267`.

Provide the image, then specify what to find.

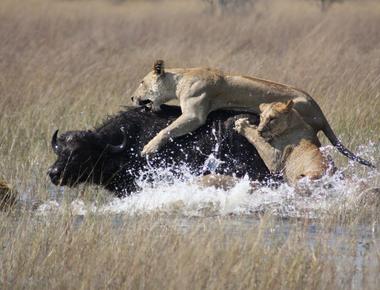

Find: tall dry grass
1;212;380;290
0;0;380;289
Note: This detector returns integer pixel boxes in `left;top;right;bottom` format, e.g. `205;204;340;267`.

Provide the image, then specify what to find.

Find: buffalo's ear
259;103;270;112
285;100;294;110
105;127;127;154
153;59;165;76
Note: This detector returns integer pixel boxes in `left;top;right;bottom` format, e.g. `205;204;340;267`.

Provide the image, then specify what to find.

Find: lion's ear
285;100;294;110
259;103;269;112
153;60;165;76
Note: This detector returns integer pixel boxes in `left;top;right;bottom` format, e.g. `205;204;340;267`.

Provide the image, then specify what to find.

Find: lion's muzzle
131;96;152;107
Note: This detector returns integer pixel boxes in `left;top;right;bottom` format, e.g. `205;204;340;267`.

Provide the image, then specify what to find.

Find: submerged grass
0;0;380;288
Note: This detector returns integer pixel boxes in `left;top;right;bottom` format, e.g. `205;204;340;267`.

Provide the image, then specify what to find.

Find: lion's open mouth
138;99;153;106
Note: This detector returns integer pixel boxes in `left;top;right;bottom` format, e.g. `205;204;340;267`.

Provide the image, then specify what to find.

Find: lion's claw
234;118;256;133
141;141;160;156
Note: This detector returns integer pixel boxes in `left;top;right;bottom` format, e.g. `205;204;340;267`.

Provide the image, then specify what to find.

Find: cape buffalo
48;105;272;197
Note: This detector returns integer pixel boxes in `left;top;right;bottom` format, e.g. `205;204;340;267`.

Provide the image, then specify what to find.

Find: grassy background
1;0;379;197
0;0;380;288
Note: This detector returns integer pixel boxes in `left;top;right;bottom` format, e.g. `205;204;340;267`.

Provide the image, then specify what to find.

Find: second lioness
234;101;334;185
131;60;374;168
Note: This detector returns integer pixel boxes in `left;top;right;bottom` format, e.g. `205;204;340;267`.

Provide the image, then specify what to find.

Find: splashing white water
39;143;379;218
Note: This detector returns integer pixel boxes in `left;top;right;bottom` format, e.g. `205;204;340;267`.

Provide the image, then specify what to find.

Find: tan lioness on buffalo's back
234;101;335;186
131;60;374;168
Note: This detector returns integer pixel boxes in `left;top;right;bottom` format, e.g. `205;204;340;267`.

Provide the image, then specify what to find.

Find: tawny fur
130;60;374;168
196;174;239;191
234;101;333;186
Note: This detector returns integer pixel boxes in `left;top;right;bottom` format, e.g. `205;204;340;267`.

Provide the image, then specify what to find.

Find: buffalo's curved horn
51;129;59;154
107;128;127;154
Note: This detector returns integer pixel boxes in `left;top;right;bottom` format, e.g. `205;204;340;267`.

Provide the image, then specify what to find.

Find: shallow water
38;143;379;219
34;141;380;290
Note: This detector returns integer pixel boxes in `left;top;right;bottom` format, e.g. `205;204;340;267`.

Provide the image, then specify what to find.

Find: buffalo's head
47;129;127;188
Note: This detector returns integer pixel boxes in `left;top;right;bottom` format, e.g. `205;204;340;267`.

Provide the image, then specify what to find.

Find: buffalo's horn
51;129;59;154
107;128;127;154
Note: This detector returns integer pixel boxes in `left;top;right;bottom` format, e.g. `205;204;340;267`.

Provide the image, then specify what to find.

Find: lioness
234;101;335;185
131;60;374;168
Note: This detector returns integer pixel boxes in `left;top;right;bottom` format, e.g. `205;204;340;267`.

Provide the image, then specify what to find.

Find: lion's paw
141;140;161;156
234;118;255;133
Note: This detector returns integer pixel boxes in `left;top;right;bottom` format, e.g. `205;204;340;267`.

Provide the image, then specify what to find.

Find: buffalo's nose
47;167;61;185
131;96;134;102
47;167;59;177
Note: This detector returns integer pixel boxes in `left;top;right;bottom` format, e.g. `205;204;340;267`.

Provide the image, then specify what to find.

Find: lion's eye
269;118;276;125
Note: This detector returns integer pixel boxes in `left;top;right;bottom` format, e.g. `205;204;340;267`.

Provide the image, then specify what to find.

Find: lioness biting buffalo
48;61;375;195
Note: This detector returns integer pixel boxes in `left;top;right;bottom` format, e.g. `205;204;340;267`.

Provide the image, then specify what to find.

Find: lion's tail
322;121;375;168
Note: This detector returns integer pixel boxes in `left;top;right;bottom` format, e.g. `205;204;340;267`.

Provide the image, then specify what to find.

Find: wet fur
235;101;334;186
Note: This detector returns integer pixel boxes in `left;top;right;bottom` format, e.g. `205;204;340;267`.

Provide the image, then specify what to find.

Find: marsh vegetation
0;0;379;289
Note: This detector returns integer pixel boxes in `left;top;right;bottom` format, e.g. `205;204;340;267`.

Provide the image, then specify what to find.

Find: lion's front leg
234;118;282;172
142;92;210;156
141;113;207;156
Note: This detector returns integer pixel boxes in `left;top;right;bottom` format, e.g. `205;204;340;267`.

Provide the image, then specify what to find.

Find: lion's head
131;60;175;111
257;100;295;140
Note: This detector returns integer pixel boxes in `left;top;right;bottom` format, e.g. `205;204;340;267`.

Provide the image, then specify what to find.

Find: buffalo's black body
48;105;271;196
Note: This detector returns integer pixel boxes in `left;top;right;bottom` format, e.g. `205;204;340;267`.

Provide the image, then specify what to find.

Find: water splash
39;142;379;218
